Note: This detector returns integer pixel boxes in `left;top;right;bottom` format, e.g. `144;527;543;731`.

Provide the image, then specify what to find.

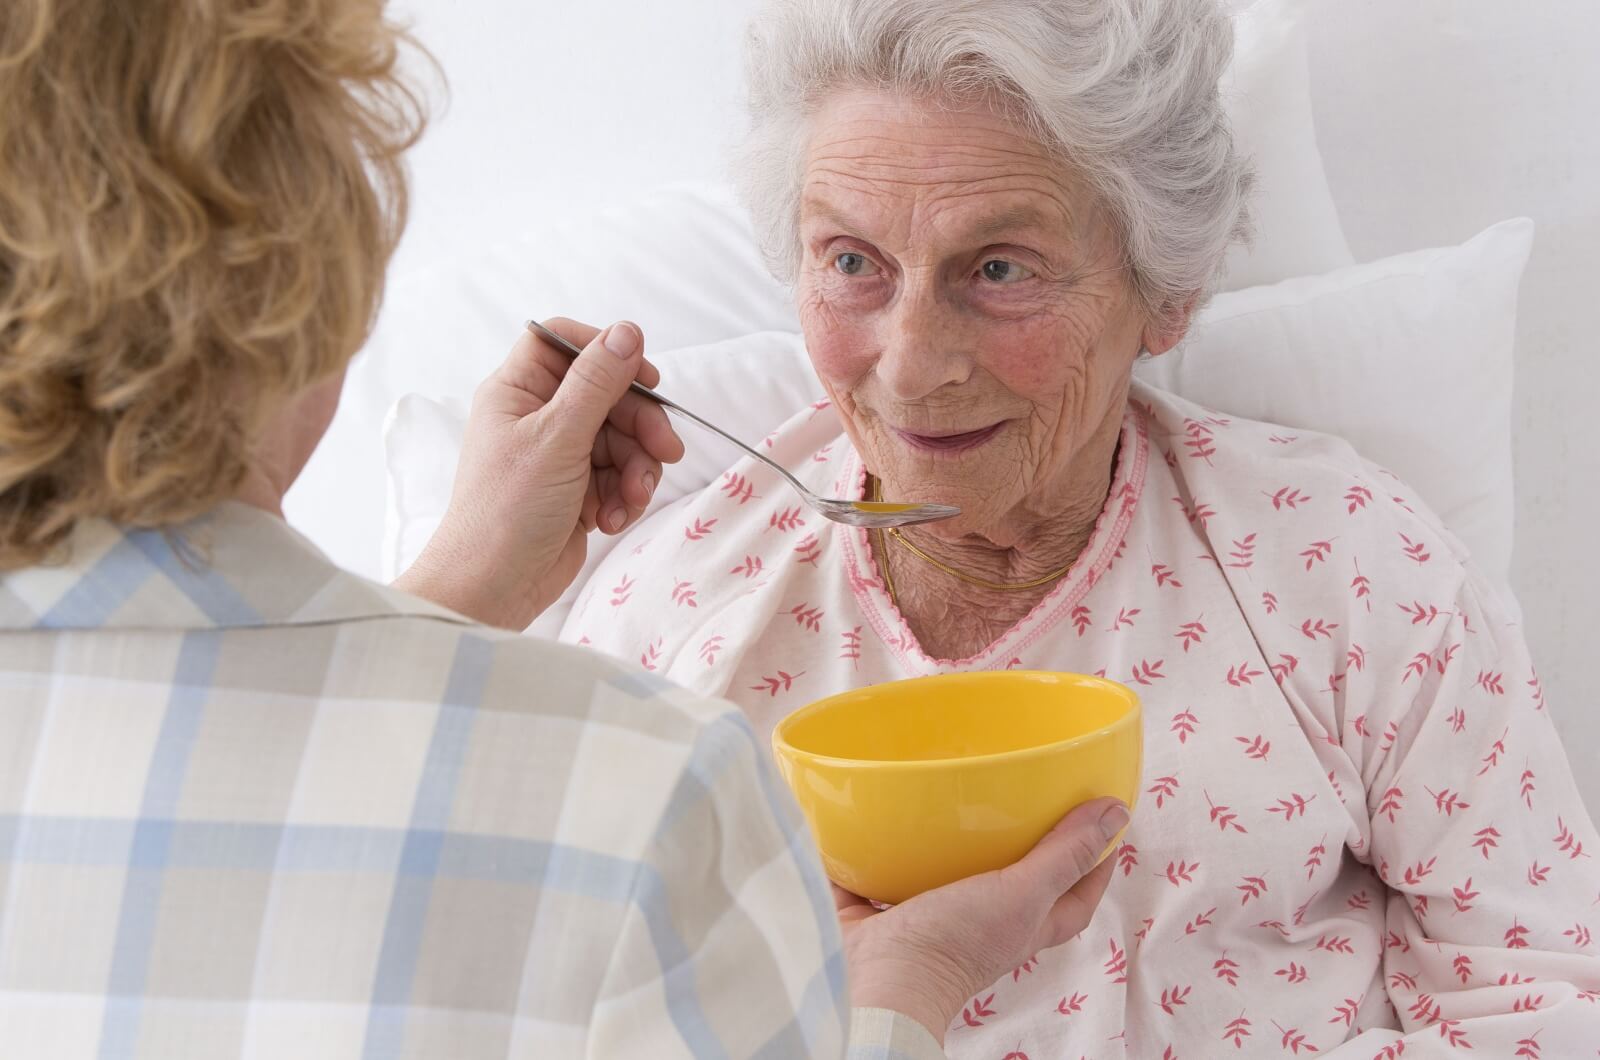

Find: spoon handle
523;320;812;497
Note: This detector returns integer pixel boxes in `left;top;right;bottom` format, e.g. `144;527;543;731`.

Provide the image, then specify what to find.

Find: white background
367;0;1598;806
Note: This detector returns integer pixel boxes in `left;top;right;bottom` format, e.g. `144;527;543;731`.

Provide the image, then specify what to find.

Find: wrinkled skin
795;89;1192;658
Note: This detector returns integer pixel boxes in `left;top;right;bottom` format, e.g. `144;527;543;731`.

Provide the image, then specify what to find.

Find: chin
886;474;1005;537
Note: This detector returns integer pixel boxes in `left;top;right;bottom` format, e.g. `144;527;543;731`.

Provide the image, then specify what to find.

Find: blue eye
835;252;871;276
981;259;1034;284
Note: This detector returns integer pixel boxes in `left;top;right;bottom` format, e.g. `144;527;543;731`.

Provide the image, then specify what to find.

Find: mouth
892;422;1006;454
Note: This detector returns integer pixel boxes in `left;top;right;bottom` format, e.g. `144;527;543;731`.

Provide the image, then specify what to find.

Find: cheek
980;317;1086;399
980;287;1138;408
799;286;878;391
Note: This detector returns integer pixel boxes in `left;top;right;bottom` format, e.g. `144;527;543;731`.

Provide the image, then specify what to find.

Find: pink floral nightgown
564;379;1600;1057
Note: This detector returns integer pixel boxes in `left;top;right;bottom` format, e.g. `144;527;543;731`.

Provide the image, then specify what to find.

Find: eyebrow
800;197;1068;246
968;206;1062;242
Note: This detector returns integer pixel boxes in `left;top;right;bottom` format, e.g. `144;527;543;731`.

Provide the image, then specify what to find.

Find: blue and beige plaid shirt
0;504;941;1059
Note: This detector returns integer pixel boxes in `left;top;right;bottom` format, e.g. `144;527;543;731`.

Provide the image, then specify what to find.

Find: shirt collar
0;502;468;633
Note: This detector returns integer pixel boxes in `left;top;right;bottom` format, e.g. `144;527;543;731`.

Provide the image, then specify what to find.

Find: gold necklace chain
869;476;1076;602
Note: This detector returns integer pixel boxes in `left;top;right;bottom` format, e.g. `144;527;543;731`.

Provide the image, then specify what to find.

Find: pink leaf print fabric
563;379;1600;1056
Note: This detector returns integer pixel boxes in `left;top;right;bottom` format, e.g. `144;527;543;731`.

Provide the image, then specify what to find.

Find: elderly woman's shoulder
1130;382;1474;575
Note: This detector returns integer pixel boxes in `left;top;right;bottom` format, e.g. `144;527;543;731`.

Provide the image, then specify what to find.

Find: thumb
540;320;645;446
1015;798;1130;899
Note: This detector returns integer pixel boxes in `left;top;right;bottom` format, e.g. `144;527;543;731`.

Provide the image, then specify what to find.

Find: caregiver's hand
395;318;684;629
842;798;1127;1047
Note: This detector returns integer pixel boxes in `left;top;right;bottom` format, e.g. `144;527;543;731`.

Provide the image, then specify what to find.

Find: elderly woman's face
797;90;1173;537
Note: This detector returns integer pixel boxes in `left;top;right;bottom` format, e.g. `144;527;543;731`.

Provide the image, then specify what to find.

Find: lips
892;422;1006;454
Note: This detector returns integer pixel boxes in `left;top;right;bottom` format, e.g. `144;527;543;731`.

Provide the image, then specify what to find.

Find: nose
873;278;973;402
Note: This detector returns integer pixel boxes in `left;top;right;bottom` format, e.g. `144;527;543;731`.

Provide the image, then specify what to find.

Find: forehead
800;88;1093;242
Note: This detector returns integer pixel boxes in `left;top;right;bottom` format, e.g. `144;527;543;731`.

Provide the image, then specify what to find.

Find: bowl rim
770;669;1142;772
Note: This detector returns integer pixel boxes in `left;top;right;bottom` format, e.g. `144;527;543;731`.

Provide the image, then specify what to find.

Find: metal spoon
525;319;961;529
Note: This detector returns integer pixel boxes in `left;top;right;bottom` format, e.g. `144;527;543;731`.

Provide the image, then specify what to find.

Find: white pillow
1138;218;1531;592
288;183;791;580
385;219;1532;635
286;0;1350;580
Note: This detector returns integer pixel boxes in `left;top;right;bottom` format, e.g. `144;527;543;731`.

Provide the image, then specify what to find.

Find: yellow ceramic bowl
772;671;1142;905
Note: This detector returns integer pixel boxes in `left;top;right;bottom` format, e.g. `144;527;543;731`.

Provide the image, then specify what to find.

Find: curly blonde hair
0;0;427;568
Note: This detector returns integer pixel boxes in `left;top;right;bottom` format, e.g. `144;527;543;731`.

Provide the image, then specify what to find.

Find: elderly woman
0;2;1130;1057
566;0;1600;1054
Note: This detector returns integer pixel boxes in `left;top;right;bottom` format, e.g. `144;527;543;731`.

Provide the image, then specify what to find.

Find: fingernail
603;322;639;359
1098;803;1131;842
642;471;656;498
605;504;626;531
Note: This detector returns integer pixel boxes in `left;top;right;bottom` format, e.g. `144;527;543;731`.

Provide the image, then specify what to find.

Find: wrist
395;526;536;630
847;955;969;1048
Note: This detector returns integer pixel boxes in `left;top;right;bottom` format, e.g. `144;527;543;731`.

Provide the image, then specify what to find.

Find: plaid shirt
0;504;941;1059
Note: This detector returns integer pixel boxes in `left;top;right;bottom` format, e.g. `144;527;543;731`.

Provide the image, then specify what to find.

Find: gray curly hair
736;0;1255;316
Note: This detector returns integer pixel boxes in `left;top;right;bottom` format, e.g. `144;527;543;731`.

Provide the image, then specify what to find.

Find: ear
1140;293;1200;356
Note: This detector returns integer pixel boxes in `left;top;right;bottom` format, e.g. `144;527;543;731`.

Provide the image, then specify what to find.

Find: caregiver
0;2;1119;1058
